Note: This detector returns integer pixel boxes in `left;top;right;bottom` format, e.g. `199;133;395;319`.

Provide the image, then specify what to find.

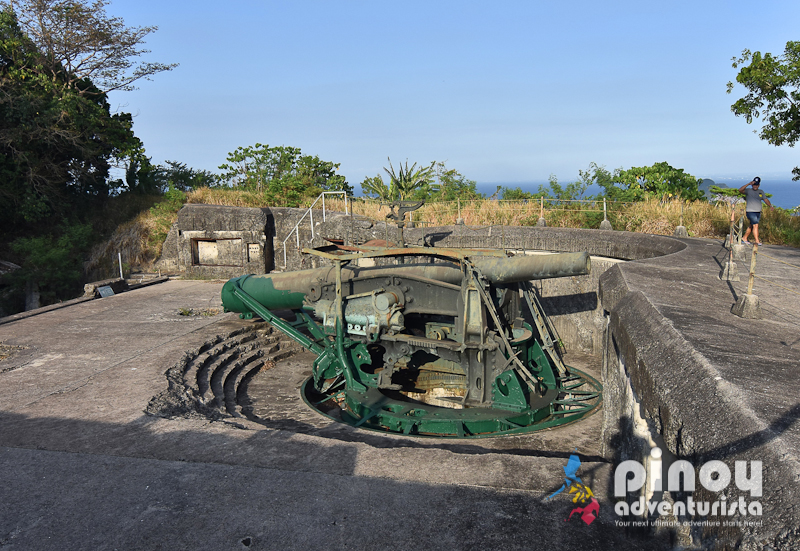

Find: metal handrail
282;191;348;267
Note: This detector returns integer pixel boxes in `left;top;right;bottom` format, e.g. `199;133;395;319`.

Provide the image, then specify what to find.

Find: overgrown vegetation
501;162;705;202
361;159;484;202
0;1;175;313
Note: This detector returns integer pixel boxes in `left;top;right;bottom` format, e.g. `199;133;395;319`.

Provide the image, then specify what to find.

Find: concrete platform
1;233;799;550
0;280;666;551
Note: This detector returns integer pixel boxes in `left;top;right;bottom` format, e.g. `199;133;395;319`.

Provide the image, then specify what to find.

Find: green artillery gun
221;245;601;438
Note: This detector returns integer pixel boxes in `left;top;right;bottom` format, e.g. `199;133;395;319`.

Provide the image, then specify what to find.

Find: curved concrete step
198;348;242;404
149;323;304;421
216;349;265;415
233;339;301;418
193;328;269;399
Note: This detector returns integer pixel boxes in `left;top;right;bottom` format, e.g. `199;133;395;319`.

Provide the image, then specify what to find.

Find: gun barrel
222;264;464;313
472;251;590;284
221;252;590;313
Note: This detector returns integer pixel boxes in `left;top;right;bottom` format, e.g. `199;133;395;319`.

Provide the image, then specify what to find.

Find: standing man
739;177;773;245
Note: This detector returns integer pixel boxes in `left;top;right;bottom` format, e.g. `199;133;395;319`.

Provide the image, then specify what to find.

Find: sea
477;180;800;210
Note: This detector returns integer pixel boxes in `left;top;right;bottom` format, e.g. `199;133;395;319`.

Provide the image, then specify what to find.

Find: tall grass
329;197;737;238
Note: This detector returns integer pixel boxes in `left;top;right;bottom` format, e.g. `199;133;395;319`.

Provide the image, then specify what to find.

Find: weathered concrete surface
3;226;799;550
600;239;800;549
0;280;667;551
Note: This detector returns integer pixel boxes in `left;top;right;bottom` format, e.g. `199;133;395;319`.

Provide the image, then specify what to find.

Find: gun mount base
301;367;601;438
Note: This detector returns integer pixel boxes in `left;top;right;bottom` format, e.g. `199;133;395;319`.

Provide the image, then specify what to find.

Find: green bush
3;224;93;308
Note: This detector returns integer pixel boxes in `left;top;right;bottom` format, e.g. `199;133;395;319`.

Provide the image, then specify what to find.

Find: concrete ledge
405;226;687;261
127;276;171;291
0;277;170;327
83;277;129;297
599;237;800;549
0;295;96;326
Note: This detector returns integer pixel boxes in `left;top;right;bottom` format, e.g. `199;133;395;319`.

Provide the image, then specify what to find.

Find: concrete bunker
157;204;276;278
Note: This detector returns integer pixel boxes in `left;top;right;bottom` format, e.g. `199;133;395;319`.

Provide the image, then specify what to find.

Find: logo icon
547;453;600;525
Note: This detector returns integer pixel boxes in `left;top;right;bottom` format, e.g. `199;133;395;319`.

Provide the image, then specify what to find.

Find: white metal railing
282;191;349;268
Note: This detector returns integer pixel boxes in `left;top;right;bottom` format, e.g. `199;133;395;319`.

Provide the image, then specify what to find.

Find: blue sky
107;0;800;188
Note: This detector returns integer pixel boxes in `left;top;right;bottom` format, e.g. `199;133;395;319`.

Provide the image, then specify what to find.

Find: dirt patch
0;343;28;368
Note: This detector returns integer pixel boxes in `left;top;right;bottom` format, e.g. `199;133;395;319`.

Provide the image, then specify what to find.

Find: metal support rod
737;216;744;245
310;208;314;242
322;194;326;221
680;202;684;227
540;196;544;219
747;244;758;295
727;207;735;249
118;252;123;279
335;259;344;330
728;208;735;266
603;198;608;221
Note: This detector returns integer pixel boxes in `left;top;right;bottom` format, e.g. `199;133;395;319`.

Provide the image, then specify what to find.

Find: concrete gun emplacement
221;247;601;438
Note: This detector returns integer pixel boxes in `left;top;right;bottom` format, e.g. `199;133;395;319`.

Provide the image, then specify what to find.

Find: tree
4;223;93;308
161;160;215;191
501;186;540;201
0;2;172;313
217;143;351;206
3;0;176;94
415;162;482;202
0;7;140;231
501;162;612;202
384;158;435;201
727;41;800;181
360;174;392;201
597;162;703;201
110;157;216;194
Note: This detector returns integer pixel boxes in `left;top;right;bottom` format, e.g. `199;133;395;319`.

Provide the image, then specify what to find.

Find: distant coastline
477;180;800;209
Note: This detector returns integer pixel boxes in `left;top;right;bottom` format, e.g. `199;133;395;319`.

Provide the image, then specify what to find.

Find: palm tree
384;158;435;200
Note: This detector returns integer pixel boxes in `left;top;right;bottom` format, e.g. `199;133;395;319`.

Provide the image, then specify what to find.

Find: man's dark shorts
747;211;761;225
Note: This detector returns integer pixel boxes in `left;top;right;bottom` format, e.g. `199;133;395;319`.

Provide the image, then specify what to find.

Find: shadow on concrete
424;230;453;247
0;410;360;477
603;415;649;502
711;248;742;301
539;292;599;315
237;408;608;463
697;403;800;462
0;438;670;551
